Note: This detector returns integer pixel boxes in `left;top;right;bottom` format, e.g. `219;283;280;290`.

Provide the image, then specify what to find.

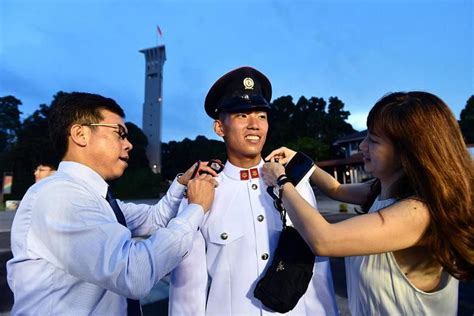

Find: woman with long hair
263;91;473;315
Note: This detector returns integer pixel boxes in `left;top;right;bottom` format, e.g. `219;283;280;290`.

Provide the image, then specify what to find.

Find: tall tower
140;45;166;174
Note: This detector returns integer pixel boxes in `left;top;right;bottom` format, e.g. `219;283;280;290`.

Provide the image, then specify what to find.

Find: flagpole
156;25;163;46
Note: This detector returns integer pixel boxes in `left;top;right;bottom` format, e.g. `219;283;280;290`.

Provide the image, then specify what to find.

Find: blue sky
1;0;472;142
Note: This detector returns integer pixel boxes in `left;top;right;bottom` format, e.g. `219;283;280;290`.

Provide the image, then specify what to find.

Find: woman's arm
280;182;430;257
309;165;371;205
265;147;371;205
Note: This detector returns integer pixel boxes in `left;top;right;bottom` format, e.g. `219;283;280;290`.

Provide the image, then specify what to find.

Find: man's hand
187;174;218;213
265;147;296;165
178;160;221;186
262;162;286;187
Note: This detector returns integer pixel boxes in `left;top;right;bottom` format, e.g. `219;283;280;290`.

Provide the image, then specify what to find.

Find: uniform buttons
251;184;258;190
261;253;269;260
220;232;228;240
257;215;264;222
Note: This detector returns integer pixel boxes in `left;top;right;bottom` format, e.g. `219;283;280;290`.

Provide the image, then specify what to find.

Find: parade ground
1;194;472;315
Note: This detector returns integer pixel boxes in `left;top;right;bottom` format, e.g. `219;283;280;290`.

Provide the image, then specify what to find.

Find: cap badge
243;77;254;90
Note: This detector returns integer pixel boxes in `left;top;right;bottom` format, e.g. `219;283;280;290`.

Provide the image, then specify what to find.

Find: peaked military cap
205;66;272;119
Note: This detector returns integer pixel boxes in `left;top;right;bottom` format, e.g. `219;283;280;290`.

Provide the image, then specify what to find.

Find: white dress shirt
169;160;338;315
7;161;204;315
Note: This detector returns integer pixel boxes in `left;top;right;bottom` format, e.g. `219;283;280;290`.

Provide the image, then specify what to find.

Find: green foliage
459;95;474;143
110;122;168;199
286;136;331;162
111;167;166;199
161;136;226;180
2;102;58;199
265;95;356;160
0;96;22;152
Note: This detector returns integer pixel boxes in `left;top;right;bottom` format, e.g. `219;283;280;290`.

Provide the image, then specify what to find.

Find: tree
0;96;22;152
325;97;355;151
286;136;330;162
265;95;356;160
110;122;168;199
161;136;226;180
459;95;474;143
6;103;57;199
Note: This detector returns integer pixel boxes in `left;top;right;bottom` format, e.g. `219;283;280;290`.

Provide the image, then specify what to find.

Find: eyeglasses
82;123;129;140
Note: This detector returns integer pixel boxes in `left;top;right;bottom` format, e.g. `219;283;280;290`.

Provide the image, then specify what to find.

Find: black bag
254;225;315;313
255;151;316;313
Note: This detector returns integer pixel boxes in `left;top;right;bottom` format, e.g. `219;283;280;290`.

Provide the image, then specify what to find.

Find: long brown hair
365;91;474;280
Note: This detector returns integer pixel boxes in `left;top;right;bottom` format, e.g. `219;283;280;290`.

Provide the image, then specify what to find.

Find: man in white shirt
7;92;218;315
169;67;338;315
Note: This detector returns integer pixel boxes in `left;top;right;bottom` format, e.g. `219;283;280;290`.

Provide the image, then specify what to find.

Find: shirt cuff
177;203;205;231
168;177;187;199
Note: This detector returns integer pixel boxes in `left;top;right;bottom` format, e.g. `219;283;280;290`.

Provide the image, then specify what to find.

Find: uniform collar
223;159;264;181
57;161;109;198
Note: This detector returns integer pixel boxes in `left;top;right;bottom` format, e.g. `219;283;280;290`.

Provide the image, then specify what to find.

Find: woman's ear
213;120;225;137
69;124;88;147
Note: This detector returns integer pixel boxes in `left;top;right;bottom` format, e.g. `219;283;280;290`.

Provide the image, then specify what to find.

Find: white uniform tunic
169;160;338;315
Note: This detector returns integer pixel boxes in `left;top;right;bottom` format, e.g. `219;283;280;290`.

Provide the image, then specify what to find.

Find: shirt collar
57;161;109;198
223;159;264;181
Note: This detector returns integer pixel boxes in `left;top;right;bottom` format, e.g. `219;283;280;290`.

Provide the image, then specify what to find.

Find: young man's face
214;110;268;167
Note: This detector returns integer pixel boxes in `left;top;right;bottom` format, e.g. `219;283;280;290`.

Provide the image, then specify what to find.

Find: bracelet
277;175;291;198
276;174;288;184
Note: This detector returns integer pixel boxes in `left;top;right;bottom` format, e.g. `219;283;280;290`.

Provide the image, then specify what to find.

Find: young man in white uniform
169;67;338;315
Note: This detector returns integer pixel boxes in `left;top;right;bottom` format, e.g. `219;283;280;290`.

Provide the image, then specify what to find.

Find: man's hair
49;92;125;158
217;111;230;122
35;159;59;171
363;91;474;280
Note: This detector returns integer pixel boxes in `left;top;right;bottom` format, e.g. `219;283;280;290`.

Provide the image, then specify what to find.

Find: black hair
48;92;125;159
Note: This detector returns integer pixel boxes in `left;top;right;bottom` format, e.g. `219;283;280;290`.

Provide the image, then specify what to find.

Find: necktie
106;187;142;316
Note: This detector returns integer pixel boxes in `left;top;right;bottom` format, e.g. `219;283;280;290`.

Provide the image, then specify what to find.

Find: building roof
317;152;364;168
333;130;367;146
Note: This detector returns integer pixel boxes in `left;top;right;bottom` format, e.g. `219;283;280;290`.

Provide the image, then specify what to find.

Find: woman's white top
345;197;459;315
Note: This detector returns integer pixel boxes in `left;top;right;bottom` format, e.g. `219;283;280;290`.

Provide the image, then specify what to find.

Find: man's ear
69;124;88;147
213;120;225;137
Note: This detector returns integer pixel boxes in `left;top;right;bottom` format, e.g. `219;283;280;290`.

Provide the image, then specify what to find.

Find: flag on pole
157;26;163;37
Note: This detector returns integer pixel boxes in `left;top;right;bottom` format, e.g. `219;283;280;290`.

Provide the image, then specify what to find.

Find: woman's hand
178;160;222;186
262;162;286;186
265;147;297;165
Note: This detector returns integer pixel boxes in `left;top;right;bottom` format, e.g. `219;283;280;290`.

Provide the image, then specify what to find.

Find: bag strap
274;194;287;229
266;185;288;229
